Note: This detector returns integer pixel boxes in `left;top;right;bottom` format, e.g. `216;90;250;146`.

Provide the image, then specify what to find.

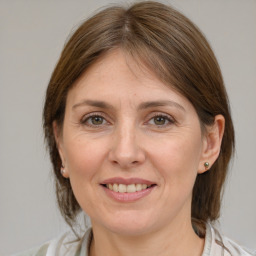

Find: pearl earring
61;165;65;175
204;162;210;169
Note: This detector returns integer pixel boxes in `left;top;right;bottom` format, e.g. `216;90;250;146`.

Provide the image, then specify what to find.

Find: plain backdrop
0;0;255;255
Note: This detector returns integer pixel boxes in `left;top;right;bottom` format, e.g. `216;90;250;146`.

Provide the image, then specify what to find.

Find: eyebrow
72;99;185;112
138;100;185;112
72;100;114;110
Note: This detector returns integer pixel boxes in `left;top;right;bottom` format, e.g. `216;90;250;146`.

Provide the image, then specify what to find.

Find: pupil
154;116;165;125
92;116;103;125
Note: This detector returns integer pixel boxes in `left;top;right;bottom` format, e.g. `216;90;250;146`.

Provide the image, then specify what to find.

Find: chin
100;212;157;236
109;224;152;237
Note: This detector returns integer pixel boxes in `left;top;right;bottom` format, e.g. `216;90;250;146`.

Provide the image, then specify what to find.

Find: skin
54;49;224;256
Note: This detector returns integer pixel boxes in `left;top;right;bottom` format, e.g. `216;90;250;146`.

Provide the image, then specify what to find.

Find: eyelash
80;112;175;128
147;113;175;127
80;112;110;127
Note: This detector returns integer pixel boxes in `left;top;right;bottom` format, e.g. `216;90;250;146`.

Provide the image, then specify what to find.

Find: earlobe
198;115;225;174
60;164;69;178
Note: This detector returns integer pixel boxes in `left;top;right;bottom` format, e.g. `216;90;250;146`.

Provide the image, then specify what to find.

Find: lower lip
102;186;155;202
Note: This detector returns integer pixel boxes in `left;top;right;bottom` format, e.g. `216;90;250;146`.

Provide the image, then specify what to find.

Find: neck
89;219;204;256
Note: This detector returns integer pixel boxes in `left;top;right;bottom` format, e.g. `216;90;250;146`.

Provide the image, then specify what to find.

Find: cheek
64;137;108;182
63;138;109;214
148;133;202;187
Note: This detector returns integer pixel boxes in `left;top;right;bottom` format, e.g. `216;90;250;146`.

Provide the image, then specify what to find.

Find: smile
101;177;157;202
104;183;155;193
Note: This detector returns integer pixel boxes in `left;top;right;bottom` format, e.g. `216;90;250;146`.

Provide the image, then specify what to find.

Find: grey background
0;0;255;255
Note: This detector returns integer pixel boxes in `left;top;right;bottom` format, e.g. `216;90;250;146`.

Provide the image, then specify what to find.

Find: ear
53;121;69;178
198;115;225;174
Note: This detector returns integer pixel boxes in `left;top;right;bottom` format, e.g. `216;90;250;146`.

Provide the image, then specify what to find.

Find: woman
17;1;253;255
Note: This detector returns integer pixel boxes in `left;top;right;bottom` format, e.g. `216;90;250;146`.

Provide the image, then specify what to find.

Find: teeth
135;184;142;191
127;184;136;193
113;183;118;192
142;184;147;190
106;183;152;193
118;184;127;193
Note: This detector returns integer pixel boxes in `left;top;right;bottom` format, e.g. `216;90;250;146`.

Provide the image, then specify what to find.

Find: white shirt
13;222;255;256
202;223;254;255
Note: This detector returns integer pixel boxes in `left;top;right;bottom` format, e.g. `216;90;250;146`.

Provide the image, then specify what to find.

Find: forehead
66;49;192;110
75;49;163;88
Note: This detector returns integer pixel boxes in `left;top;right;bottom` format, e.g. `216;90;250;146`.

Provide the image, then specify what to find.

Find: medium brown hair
43;1;235;232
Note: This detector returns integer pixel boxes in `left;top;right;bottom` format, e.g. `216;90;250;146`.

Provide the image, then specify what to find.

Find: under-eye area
101;183;157;193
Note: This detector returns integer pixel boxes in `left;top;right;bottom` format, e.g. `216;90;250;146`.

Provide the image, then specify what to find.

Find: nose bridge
109;118;145;168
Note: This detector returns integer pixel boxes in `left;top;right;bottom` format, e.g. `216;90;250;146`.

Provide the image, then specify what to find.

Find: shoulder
11;243;49;256
12;228;92;256
203;222;255;256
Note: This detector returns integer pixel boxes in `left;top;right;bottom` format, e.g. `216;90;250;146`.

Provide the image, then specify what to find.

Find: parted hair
43;1;234;234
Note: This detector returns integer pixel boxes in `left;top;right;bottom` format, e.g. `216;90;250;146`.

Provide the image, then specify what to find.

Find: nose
108;123;146;169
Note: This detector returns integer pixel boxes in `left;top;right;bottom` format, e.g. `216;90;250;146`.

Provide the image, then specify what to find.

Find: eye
148;114;174;127
152;116;167;125
81;114;108;127
90;116;105;125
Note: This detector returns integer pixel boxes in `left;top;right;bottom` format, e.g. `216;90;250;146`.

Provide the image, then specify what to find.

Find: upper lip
101;177;156;185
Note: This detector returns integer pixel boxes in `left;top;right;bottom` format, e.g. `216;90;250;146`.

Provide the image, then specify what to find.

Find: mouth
101;183;156;193
100;177;157;202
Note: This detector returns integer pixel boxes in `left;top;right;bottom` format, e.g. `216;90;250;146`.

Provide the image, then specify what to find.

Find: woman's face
56;49;211;236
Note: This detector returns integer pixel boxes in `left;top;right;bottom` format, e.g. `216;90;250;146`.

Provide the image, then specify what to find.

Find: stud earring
61;165;65;175
204;162;210;170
